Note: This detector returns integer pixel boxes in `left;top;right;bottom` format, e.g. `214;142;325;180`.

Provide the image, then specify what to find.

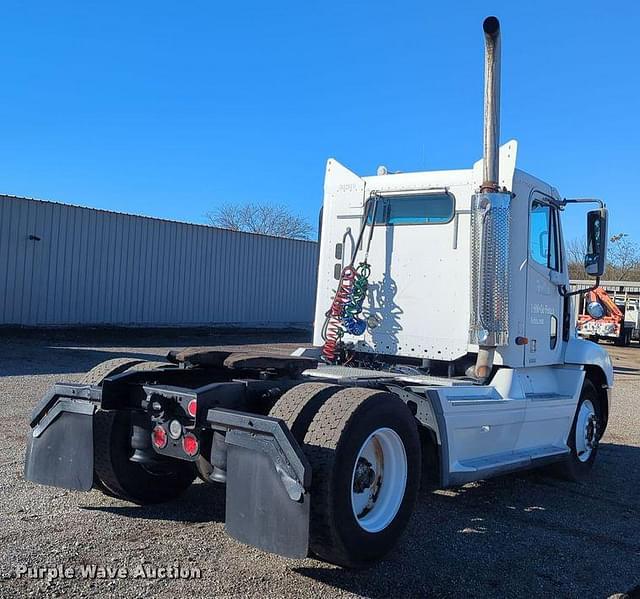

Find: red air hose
321;195;379;363
321;266;357;362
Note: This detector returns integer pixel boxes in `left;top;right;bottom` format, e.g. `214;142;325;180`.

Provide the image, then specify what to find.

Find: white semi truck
25;17;613;568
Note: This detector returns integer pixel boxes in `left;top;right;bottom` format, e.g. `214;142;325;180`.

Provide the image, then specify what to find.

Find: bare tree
607;233;640;281
566;235;586;279
206;203;313;240
566;232;640;281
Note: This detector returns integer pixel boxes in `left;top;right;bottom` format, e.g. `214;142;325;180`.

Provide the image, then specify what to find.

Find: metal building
0;195;319;327
570;279;640;297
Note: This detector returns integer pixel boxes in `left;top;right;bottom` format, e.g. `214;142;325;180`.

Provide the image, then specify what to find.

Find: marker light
151;425;168;449
182;433;199;457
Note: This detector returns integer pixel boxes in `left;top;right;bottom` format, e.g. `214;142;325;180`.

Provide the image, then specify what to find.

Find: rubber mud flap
207;408;311;558
24;399;95;491
224;443;310;559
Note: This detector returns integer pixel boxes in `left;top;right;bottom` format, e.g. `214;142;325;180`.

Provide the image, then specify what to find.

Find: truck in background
577;286;639;345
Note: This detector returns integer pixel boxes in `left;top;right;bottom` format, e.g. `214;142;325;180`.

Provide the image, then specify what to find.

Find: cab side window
530;200;559;271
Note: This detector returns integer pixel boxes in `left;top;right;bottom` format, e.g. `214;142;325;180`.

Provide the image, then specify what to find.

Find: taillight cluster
150;396;199;457
151;422;199;457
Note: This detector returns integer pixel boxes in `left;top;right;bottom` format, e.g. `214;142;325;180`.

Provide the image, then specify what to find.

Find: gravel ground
0;330;639;598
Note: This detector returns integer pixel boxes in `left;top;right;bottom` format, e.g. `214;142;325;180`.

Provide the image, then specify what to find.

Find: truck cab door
525;194;566;366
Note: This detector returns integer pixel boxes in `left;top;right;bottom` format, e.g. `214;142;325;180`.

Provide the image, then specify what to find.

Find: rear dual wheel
84;358;196;504
94;409;196;504
270;384;421;568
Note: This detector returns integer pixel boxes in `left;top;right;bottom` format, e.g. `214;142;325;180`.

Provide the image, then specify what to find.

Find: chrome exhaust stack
469;16;511;380
481;16;501;193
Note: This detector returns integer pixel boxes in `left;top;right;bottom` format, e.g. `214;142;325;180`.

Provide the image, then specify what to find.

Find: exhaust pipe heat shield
469;191;511;347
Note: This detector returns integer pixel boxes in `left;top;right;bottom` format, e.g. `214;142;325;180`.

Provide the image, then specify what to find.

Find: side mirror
584;208;608;277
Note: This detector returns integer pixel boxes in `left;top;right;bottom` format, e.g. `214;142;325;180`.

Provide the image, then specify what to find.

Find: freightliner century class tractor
25;17;613;567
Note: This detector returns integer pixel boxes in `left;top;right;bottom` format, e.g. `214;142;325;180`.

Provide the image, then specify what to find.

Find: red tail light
182;433;199;456
151;425;168;449
187;399;197;418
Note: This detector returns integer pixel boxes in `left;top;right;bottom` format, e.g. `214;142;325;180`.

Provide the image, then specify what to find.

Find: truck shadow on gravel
1;347;166;377
294;442;640;598
75;444;640;597
612;365;640;377
81;481;226;524
0;331;311;377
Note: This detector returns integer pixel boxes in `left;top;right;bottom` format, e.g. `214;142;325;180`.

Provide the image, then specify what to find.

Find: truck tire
268;382;341;442
81;358;146;385
94;409;196;504
558;379;601;481
129;360;174;371
82;357;156;494
82;358;173;385
86;358;195;503
303;387;421;568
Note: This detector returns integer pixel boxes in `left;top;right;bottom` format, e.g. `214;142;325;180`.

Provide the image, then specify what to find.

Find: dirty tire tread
85;358;172;494
81;358;145;385
304;388;382;565
93;411;135;501
268;383;341;443
129;361;171;371
84;357;145;494
303;387;421;567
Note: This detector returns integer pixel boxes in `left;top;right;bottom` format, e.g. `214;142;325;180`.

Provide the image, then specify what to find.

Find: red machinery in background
577;287;633;345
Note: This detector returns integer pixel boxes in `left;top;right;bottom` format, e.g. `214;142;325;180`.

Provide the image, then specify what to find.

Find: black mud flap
208;408;311;559
25;386;97;491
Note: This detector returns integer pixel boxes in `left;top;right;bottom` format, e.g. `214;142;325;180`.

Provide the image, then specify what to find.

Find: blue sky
0;1;638;243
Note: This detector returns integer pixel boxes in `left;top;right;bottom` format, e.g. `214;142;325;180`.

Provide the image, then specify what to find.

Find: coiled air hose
321;197;378;363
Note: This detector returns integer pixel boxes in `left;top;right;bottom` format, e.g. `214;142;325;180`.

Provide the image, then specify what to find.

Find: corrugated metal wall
0;195;319;327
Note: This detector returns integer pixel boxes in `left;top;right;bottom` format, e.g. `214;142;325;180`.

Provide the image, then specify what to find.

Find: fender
564;336;614;387
565;336;613;435
385;384;448;486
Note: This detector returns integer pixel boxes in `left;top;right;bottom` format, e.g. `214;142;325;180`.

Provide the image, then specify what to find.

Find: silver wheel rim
350;427;407;533
576;399;598;463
